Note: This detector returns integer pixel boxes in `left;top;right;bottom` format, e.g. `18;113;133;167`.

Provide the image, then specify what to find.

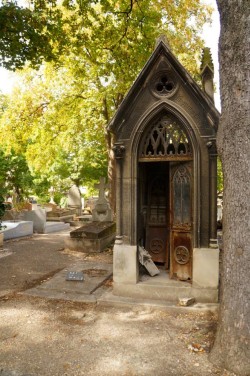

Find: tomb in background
65;178;115;252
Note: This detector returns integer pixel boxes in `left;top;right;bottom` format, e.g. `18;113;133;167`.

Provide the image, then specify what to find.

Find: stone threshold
113;269;218;304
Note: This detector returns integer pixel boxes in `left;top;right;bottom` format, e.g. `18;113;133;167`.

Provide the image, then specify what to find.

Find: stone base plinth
113;275;218;303
113;244;139;285
112;244;219;303
192;248;220;289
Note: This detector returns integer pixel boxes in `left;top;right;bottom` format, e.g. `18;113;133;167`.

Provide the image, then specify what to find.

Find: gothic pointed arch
138;112;193;162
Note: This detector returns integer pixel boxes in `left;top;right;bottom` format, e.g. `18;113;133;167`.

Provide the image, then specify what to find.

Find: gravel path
0;231;237;376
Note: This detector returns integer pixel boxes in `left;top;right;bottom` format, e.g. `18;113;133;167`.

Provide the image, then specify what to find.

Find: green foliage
0;0;67;70
0;63;109;189
0;93;8;113
0;0;212;193
217;158;223;194
0;148;9;226
0;147;9;188
29;174;51;203
0;148;9;224
0;0;212;74
0;147;34;200
0;189;6;227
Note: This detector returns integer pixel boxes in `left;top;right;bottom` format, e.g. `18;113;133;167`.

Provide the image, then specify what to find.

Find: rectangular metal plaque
66;271;84;281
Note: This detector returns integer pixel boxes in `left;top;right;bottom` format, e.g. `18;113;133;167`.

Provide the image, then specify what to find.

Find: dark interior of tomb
138;161;170;269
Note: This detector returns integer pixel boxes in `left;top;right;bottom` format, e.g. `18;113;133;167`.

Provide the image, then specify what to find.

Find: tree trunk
209;1;250;375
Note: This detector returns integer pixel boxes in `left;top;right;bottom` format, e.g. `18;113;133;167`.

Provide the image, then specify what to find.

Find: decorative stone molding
113;143;125;159
151;71;178;99
174;246;190;265
139;114;192;161
206;138;217;155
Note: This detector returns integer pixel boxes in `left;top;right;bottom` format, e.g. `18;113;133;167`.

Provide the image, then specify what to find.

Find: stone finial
201;47;214;71
155;34;170;49
200;47;215;102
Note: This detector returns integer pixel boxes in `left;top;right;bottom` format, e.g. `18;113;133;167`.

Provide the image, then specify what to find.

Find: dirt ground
0;231;237;376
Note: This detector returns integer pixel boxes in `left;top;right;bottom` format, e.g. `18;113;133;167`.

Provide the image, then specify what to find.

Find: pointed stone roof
108;41;219;133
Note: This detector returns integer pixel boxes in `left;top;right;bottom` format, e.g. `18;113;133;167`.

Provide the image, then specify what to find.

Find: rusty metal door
170;162;192;280
145;173;169;266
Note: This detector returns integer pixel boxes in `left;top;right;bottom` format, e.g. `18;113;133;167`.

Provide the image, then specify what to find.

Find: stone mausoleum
107;41;220;303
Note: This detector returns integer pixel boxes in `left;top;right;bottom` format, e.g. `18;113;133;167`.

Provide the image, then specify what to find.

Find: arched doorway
138;113;193;281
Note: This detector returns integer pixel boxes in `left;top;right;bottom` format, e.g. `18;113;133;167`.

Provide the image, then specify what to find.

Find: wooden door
170;162;192;280
145;173;169;266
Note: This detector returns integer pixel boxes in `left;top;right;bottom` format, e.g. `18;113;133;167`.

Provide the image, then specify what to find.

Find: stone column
112;142;138;287
207;139;218;248
112;143;125;243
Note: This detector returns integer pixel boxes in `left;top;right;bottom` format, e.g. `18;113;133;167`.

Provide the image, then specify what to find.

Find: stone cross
92;177;113;222
95;177;109;200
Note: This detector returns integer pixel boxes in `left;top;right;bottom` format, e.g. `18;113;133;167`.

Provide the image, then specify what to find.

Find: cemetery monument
108;41;220;303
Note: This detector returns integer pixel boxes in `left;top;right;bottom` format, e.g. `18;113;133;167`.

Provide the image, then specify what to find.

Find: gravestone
65;221;116;252
92;177;113;222
2;221;33;240
21;208;70;233
67;185;82;216
46;207;76;222
65;177;115;252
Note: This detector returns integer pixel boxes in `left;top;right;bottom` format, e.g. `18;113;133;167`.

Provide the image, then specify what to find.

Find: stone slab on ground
21;261;113;303
43;221;70;233
46;215;74;222
2;221;33;240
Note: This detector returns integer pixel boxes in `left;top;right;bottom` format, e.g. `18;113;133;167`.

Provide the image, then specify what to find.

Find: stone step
113;270;218;303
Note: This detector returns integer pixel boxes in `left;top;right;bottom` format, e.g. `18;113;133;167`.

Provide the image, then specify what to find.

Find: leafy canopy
0;0;212;75
0;147;34;200
0;0;212;194
0;0;68;70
